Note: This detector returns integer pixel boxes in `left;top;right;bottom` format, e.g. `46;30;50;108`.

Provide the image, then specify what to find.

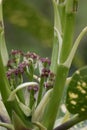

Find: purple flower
7;59;15;68
6;69;15;79
28;85;39;92
44;80;54;90
25;52;39;60
41;68;50;77
40;57;51;66
11;50;23;56
49;72;55;81
16;61;29;74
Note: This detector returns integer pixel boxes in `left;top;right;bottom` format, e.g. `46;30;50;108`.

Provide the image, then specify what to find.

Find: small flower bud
11;50;23;55
40;57;51;66
41;68;50;77
6;69;15;79
28;85;39;93
25;52;38;60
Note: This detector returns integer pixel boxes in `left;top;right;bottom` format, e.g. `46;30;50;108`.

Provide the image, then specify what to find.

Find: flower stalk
41;0;80;129
60;0;77;63
42;65;69;129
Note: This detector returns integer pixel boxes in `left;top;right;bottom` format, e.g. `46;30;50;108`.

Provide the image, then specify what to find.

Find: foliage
0;0;87;130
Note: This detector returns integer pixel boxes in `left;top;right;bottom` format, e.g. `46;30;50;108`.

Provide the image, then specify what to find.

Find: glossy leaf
66;66;87;115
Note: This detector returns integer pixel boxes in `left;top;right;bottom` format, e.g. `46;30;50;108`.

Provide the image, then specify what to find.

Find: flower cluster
7;50;54;83
6;50;55;107
40;57;51;66
7;50;38;76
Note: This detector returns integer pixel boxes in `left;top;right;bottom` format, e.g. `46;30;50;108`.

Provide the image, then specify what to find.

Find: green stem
50;36;59;73
54;115;87;130
28;64;35;108
30;90;35;109
16;90;25;104
58;3;65;32
42;65;69;130
53;0;62;34
16;74;25;103
37;77;44;105
60;0;77;63
50;0;62;73
41;1;79;129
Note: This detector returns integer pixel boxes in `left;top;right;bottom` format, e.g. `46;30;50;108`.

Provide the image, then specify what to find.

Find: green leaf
0;0;8;66
16;97;31;117
8;82;38;101
64;26;87;68
0;32;9;66
66;66;87;115
32;89;52;123
0;98;11;123
12;111;31;130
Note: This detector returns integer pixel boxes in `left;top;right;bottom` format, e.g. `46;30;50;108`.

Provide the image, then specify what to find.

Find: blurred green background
3;0;87;69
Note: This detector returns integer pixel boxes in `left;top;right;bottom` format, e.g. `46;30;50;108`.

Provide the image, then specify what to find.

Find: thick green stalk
42;65;69;130
50;1;62;73
58;3;65;32
53;0;62;34
60;0;77;63
60;14;75;63
41;1;79;129
50;36;59;73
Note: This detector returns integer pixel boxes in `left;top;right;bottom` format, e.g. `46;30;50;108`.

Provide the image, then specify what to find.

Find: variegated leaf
66;66;87;115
